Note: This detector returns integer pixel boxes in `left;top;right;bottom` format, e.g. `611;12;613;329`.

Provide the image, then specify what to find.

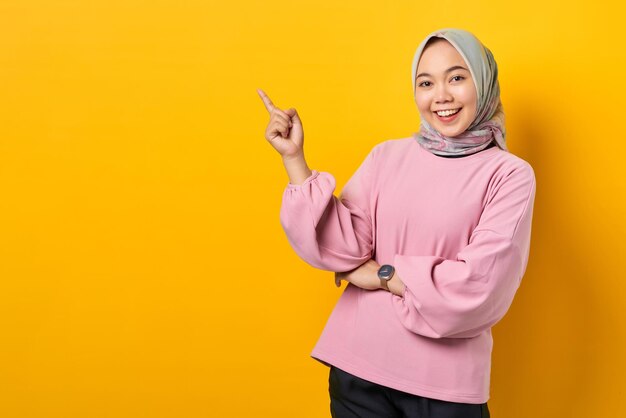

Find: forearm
282;153;312;186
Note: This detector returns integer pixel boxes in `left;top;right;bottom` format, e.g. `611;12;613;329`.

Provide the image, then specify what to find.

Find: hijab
411;28;508;156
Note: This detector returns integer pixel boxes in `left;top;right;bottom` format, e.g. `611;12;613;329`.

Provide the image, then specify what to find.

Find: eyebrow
416;65;469;79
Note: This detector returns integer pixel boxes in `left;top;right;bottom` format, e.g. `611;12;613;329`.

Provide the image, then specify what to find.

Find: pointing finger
273;110;292;126
257;88;275;113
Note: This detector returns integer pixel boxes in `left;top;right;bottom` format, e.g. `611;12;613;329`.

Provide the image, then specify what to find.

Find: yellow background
1;0;624;417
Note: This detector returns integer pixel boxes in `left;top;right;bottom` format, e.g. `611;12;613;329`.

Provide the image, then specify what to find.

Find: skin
414;38;478;137
257;88;312;186
256;88;407;295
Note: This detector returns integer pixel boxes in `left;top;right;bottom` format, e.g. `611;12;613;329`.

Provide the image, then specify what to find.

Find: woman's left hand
335;259;381;290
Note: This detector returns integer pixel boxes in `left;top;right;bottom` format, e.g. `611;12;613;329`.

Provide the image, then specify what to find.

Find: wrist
282;154;311;185
377;264;393;292
387;272;405;297
379;277;390;291
282;152;306;165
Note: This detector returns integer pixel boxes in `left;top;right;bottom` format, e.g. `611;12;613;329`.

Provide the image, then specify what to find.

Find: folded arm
391;163;537;339
279;145;380;272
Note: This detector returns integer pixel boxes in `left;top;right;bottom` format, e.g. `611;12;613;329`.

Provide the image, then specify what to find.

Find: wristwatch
377;264;395;291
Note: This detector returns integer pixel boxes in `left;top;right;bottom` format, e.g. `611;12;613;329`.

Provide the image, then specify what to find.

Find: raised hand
257;88;304;159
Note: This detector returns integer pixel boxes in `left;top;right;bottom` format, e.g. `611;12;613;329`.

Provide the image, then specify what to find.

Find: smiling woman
415;45;478;137
411;29;506;157
267;27;535;418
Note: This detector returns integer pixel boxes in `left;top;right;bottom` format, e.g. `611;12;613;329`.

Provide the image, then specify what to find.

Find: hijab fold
412;28;508;156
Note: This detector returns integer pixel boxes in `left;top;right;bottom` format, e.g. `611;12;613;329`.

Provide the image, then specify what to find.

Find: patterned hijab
411;28;508;156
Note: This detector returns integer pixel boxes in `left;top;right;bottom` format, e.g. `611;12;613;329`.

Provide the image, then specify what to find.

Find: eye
418;81;431;88
451;75;465;82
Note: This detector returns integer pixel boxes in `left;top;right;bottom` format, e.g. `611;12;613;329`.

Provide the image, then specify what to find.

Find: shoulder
491;148;536;186
375;137;414;152
367;137;414;160
484;149;536;211
352;138;411;166
356;138;415;175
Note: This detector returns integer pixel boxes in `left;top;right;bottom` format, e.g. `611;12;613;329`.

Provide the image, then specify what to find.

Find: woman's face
415;39;477;137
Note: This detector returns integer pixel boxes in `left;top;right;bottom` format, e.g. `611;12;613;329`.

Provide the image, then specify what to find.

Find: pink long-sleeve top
279;137;536;404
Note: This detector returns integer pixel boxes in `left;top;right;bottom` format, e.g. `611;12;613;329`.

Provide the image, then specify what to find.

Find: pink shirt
279;137;536;404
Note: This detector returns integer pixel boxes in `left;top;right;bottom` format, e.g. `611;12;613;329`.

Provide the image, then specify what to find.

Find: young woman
258;28;535;418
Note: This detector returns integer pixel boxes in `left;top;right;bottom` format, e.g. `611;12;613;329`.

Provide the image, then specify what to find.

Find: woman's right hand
257;88;304;159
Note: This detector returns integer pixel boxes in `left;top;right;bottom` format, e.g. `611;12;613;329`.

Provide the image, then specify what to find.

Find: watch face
380;265;393;275
379;264;394;279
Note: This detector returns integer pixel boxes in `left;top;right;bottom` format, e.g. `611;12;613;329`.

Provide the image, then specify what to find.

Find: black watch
377;264;395;290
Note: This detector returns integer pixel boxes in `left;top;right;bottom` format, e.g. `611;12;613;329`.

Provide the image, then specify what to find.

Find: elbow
420;318;496;340
394;291;502;340
284;238;372;273
314;245;372;272
434;298;514;339
435;318;498;339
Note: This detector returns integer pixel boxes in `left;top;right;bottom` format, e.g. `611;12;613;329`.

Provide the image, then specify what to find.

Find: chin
435;127;463;137
433;121;470;138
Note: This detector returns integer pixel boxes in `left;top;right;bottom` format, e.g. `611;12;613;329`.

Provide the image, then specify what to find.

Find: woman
258;28;535;418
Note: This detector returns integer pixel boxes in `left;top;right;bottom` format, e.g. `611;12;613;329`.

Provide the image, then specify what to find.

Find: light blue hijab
411;28;508;156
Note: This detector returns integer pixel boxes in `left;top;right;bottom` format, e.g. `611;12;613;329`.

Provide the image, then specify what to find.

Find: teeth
436;108;460;116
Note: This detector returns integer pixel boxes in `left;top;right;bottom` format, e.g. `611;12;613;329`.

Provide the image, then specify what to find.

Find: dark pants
329;366;490;418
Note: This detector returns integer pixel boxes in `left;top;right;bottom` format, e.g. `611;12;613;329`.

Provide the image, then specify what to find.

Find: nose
434;83;453;103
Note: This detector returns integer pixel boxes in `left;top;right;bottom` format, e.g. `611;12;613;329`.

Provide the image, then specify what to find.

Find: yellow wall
1;1;624;417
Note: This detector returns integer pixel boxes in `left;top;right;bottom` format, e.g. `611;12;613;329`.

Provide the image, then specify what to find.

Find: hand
335;259;381;291
257;88;304;159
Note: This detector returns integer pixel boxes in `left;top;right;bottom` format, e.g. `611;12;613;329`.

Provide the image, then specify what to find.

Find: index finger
257;88;276;113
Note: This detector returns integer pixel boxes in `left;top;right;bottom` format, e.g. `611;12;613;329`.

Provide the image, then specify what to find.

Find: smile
434;108;461;117
434;107;462;122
